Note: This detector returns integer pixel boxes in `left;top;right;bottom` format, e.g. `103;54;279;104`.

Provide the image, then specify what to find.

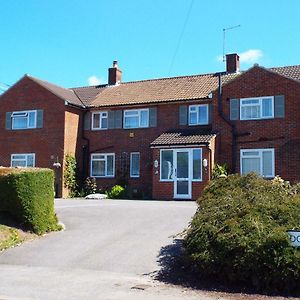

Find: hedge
0;167;60;235
184;173;300;294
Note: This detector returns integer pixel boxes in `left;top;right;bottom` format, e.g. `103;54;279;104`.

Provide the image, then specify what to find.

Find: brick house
1;55;299;199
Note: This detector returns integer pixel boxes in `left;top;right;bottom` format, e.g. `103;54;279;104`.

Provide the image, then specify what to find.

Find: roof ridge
120;72;216;85
71;84;107;90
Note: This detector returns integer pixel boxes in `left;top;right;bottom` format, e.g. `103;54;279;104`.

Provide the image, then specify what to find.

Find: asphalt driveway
0;199;215;300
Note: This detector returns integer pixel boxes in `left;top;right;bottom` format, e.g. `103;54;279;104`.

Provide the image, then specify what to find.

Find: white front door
174;149;192;199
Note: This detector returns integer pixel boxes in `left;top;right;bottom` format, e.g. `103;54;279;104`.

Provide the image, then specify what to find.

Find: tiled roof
151;129;216;147
28;75;84;107
72;85;106;106
89;73;238;107
22;64;300;109
269;65;300;82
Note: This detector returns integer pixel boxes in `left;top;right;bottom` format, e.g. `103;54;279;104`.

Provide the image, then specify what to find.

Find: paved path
0;199;223;300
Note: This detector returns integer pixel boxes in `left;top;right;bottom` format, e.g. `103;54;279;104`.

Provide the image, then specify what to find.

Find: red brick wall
213;66;300;182
85;101;212;199
0;76;74;197
62;107;84;197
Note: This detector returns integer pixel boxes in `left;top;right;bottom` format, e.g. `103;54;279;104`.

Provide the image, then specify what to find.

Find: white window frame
90;153;115;178
159;148;203;182
240;96;274;120
130;152;140;178
11;110;37;130
91;111;108;130
188;104;209;125
240;148;275;178
11;153;35;167
123;108;149;129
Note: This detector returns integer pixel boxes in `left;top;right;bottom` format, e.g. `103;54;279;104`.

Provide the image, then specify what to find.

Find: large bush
184;173;300;294
0;168;60;235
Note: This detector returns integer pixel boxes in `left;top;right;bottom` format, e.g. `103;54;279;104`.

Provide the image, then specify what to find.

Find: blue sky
1;0;299;89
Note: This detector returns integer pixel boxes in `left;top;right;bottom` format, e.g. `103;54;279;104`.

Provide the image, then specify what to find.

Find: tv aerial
223;25;241;62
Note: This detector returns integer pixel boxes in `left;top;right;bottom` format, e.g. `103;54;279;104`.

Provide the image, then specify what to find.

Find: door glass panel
177;152;188;178
177;180;189;195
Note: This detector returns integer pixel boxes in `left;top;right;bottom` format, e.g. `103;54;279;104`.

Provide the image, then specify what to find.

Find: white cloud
239;49;263;63
87;75;104;86
216;49;263;65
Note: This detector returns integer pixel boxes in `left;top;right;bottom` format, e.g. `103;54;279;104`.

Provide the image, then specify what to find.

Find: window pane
131;153;140;177
101;115;108;129
262;151;273;176
198;106;208;124
241;105;260;119
12;155;26;160
189;111;197;125
28;112;36;127
107;155;114;176
242;151;259;156
161;150;173;180
125;111;138;116
125;116;139;128
27;155;34;167
12;160;26;167
242;157;260;175
193;149;202;180
262;98;272;117
242;99;259;105
140;110;148;127
92;160;105;176
93;114;100;128
13;116;27;129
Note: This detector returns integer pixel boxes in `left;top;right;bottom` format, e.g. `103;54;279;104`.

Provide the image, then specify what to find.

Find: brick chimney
108;60;122;85
226;53;240;73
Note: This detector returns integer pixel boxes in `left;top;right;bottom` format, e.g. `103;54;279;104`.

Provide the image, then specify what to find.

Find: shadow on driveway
154;239;299;299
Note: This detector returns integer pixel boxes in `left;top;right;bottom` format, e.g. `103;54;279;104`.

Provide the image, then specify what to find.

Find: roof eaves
265;66;300;84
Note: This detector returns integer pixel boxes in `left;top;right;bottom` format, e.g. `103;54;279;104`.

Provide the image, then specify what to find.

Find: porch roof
150;129;216;147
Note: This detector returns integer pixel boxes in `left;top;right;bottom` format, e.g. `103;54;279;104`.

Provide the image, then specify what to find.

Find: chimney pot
108;60;122;85
226;53;240;73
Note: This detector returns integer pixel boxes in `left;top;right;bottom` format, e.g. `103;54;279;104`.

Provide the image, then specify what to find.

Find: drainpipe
217;73;237;173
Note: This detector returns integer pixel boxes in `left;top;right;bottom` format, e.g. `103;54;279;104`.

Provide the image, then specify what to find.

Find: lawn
0;212;36;251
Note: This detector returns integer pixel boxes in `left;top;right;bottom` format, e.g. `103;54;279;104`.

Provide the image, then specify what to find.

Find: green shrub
84;177;97;195
212;163;228;179
64;154;77;197
184;173;300;293
106;185;126;199
0;168;60;235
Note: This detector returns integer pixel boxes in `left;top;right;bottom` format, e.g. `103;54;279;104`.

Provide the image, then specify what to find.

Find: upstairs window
240;97;274;120
240;149;274;178
189;104;208;125
11;153;35;167
12;110;37;129
124;109;149;129
92;111;108;130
